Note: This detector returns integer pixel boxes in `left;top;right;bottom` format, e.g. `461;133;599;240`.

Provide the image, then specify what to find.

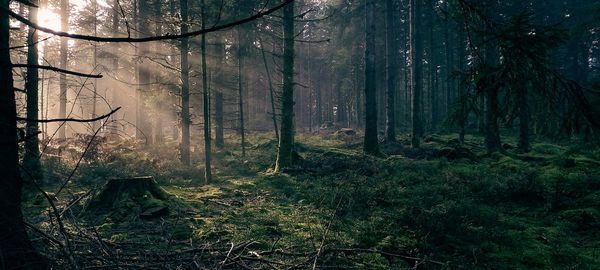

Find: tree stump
86;177;170;219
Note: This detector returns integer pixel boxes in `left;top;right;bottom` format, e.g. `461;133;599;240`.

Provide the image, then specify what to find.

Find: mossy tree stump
86;177;170;220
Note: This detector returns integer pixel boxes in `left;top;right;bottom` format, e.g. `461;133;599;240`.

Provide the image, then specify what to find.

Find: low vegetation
24;132;600;269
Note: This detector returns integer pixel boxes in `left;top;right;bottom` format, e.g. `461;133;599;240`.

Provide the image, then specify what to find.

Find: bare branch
17;107;120;123
11;64;102;78
2;0;293;43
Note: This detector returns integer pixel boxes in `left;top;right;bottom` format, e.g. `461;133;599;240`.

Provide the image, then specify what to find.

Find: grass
23;132;600;269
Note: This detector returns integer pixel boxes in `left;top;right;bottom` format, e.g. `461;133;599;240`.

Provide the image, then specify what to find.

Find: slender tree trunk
411;0;423;148
214;37;224;148
138;0;152;145
91;0;98;131
316;70;322;130
258;36;279;143
153;0;163;143
109;0;119;136
24;2;42;181
364;0;378;154
201;0;211;182
483;37;501;152
215;91;224;147
180;0;190;165
58;0;69;139
336;82;346;125
385;0;397;142
518;88;530;152
0;0;44;266
308;41;313;133
237;27;246;157
275;1;296;170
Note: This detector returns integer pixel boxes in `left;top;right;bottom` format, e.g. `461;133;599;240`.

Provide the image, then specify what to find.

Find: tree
137;0;153;145
0;0;45;266
24;0;42;181
180;0;191;165
275;0;295;170
385;0;397;142
58;0;69;139
411;0;423;148
201;0;211;182
237;23;246;158
363;0;378;154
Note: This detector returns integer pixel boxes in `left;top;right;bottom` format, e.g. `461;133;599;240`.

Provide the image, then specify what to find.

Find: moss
172;224;194;240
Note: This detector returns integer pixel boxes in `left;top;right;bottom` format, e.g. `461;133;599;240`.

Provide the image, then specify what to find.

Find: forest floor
23;131;600;269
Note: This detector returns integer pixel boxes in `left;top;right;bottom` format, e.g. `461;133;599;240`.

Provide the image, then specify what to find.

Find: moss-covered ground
24;132;600;269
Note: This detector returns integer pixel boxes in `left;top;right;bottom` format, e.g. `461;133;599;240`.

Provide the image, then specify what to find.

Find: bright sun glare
37;8;61;32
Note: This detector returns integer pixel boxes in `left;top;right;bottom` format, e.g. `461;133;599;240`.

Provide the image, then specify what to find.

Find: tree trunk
153;0;163;143
215;91;224;148
201;0;211;182
275;1;296;171
0;0;45;266
483;34;501;153
109;0;119;137
91;0;98;131
518;88;530;152
237;26;246;157
364;0;378;154
316;70;322;130
137;0;152;145
336;82;346;125
411;0;423;148
24;2;42;181
214;36;224;148
180;0;190;165
58;0;68;139
258;36;279;143
385;0;396;142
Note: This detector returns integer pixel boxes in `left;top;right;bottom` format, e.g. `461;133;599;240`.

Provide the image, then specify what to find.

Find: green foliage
28;133;600;269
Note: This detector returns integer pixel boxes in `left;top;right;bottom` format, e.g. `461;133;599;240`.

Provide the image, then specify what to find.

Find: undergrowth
24;132;600;269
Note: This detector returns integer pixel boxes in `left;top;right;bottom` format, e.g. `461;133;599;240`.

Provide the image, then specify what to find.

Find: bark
336;82;346;125
153;0;163;143
201;0;211;182
411;0;423;148
316;70;322;130
364;0;379;154
214;37;224;148
58;0;69;139
484;85;501;153
258;36;279;143
237;26;246;157
91;0;98;131
483;31;501;153
109;0;119;136
385;0;397;142
0;0;44;266
518;88;530;152
180;0;190;165
24;2;42;181
275;1;296;170
137;0;152;145
215;91;224;148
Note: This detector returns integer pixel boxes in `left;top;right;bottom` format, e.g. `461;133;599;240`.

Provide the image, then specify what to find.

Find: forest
2;0;600;268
